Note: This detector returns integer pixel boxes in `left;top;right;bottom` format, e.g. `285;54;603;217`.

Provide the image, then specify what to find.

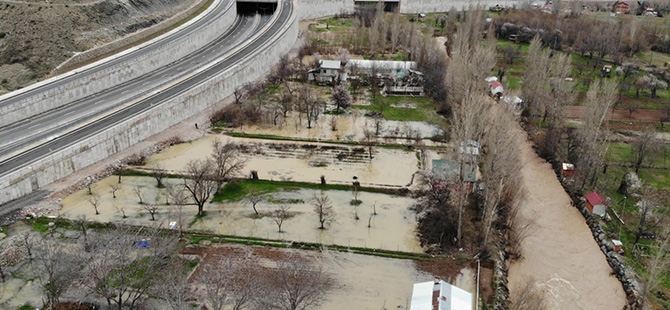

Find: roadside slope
507;130;627;309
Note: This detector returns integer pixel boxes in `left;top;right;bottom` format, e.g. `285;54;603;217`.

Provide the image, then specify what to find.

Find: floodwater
145;135;419;188
58;177;423;252
239;110;444;142
507;132;626;309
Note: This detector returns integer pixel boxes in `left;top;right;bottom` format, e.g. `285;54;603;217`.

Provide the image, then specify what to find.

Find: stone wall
0;0;236;128
576;201;644;308
0;2;298;205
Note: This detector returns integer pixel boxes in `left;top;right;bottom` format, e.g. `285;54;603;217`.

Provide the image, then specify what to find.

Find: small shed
489;81;504;99
432;159;477;193
410;279;473;310
585;192;608;217
612;239;623;253
561;163;574;176
307;60;342;85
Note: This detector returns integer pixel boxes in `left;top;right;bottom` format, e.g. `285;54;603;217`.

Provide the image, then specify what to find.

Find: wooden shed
585;192;608;217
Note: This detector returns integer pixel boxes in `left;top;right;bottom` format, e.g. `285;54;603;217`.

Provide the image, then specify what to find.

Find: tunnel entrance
354;1;399;14
237;1;277;16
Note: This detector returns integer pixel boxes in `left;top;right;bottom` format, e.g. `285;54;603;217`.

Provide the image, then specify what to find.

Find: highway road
0;14;265;158
0;0;292;175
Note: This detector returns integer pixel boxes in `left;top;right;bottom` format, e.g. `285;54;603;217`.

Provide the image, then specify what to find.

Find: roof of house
432;159;477;183
320;60;341;70
346;59;417;72
585;192;608;206
612;239;623;246
562;163;574;171
615;1;629;5
490;81;503;88
410;280;473;310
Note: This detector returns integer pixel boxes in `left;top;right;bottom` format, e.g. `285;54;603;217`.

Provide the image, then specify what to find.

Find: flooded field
237;110;444;142
57;176;423;252
145;135;420;188
189;243;477;310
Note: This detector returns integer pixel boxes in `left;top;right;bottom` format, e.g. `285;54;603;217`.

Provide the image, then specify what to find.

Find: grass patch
212;179;405;203
354;95;447;128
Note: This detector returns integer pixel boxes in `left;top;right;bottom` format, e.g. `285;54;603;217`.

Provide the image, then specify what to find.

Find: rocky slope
0;0;195;95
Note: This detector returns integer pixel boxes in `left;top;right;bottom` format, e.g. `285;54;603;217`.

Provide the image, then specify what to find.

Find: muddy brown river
507;133;626;309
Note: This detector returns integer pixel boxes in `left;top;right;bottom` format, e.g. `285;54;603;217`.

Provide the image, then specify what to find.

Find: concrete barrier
0;0;236;128
0;0;298;205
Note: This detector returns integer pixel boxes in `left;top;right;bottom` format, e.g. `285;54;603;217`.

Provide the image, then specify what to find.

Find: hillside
0;0;196;95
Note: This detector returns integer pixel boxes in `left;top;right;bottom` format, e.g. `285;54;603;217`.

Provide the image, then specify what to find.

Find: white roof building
410;279;473;310
346;59;417;73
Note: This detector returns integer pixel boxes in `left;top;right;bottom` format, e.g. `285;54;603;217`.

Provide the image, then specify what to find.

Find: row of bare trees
31;223;333;310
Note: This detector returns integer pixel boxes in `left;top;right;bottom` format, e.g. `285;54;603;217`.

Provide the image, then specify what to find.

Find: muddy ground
182;243;485;310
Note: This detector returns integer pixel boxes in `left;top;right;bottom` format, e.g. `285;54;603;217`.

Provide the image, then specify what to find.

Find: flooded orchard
58;176;423;252
145;134;420;187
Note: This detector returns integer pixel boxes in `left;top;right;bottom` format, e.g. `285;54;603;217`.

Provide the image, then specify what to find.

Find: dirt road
507;132;626;309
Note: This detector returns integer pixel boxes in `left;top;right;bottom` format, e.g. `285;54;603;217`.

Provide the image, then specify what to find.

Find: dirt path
565;106;667;123
507;132;626;309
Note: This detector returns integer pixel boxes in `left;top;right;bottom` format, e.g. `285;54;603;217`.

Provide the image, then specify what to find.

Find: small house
645;7;657;16
585;192;608;217
613;1;630;13
432;158;478;193
307;60;342;85
612;239;624;255
489;81;504;100
601;65;612;77
561;163;574;176
542;3;554;14
410;278;473;310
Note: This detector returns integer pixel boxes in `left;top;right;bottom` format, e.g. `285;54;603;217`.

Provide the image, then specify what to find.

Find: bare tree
153;261;193;310
389;13;401;54
88;195;101;215
183;159;217;217
271;204;291;233
642;226;670;300
34;236;82;308
574;79;618;189
114;204;128;218
246;188;265;215
143;203;160;221
109;183;121;199
634;187;664;246
21;232;34;260
336;47;350;66
509;278;547;310
498;45;521;64
632;127;659;174
153;164;168;188
198;256;262;310
312;191;335;229
480;106;525;251
110;163;125;184
331;83;352;113
81;226;176;310
521;37;551;119
134;185;145;205
257;255;333;310
211;141;247;193
275;54;294;82
362;127;377;161
167;184;189;206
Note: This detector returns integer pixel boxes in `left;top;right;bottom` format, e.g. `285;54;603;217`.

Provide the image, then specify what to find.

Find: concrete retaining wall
295;0;522;20
0;0;236;128
0;1;298;205
296;0;353;19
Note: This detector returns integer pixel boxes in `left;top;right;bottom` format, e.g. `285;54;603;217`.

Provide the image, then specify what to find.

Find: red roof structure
585;192;607;206
490;81;503;88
